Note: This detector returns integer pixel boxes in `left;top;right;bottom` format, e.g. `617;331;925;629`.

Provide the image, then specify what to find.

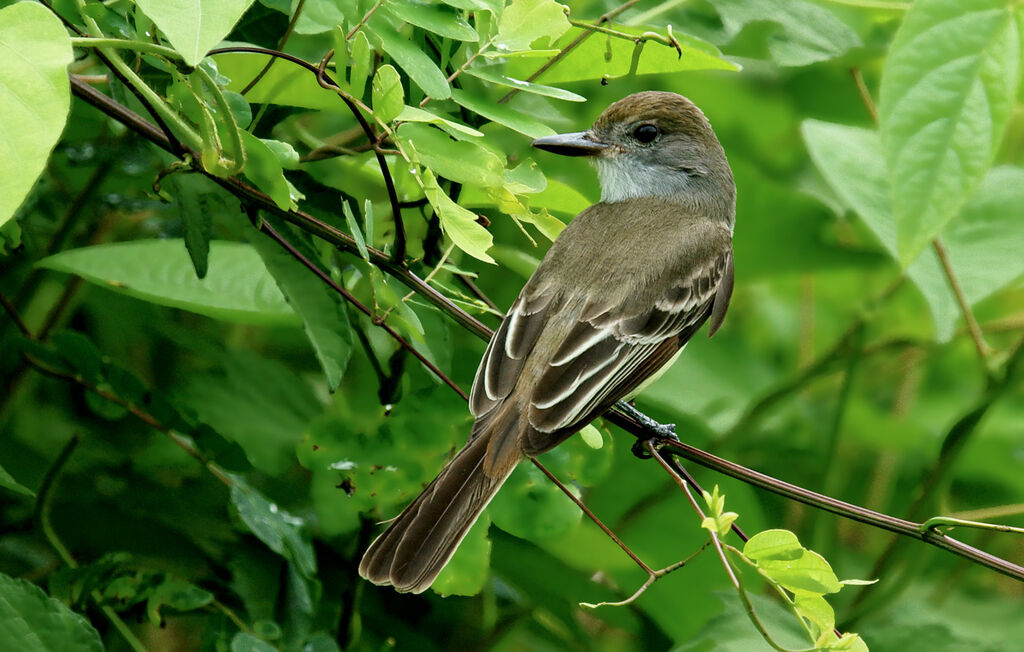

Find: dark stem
258;221;468;400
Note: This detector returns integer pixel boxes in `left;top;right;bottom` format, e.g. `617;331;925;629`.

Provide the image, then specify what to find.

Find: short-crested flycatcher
360;91;736;593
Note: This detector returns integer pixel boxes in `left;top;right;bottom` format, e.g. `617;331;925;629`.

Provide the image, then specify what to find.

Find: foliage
1;0;1024;650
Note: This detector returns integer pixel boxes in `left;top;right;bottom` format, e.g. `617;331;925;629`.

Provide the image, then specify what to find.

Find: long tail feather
359;423;521;594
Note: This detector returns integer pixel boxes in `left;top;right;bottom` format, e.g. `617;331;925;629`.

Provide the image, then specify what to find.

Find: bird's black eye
632;124;659;143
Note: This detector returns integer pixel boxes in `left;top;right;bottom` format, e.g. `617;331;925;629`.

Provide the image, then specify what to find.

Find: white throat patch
594;156;693;203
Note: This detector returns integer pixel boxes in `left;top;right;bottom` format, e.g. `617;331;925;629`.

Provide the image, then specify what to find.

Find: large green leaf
421;169;495;262
803;120;1024;340
386;0;478;41
38;240;298;326
879;0;1021;265
177;351;321;474
229;474;318;579
0;2;72;230
397;123;505;187
0;573;102;652
704;0;861;67
136;0;256;66
368;15;451;99
250;230;353;392
494;0;570;51
450;88;554;138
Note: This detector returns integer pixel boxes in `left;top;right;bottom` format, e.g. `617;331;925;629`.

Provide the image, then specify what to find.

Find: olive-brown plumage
359;92;736;593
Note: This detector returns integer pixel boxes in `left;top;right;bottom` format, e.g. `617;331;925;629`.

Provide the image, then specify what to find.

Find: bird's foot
617;401;678;459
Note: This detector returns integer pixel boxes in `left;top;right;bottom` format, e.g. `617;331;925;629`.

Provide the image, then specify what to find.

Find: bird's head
532;91;734;217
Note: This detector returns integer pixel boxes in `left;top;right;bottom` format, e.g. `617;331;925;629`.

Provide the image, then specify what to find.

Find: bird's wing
524;248;730;448
469;241;732;454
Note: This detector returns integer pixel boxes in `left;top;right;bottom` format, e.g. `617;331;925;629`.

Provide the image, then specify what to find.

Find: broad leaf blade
0;2;72;230
250;230;353;392
136;0;256;66
38;241;298;325
879;0;1021;264
0;573;103;651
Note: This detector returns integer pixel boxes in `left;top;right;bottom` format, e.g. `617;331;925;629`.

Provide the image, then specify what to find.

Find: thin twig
531;459;653;574
933;238;991;361
346;0;383;40
35;434;148;652
240;0;307;96
0;291;30;337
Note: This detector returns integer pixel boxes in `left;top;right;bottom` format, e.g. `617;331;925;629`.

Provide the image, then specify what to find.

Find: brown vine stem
933;238;991;362
240;0;307;96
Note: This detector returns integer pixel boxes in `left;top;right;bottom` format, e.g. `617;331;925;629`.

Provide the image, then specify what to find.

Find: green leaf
229;474;318;579
145;579;213;626
231;632;278;652
488;463;581;541
803;121;1024;340
0;572;103;651
240;131;293;210
505;29;736;84
708;0;861;67
758;549;842;595
293;0;358;35
793;593;835;642
396;105;484;138
431;514;492;596
879;0;1021;265
386;0;478;41
463;67;584;101
177;350;321;474
341;201;370;261
349;31;372;100
38;240;297;326
250;230;353;392
495;0;570;51
421;169;494;262
743;529;803;562
0;2;72;231
371;64;404;123
135;0;256;66
0;463;34;497
368;15;451;99
170;174;218;279
942;167;1024;306
801;120;958;339
398;123;505;187
450;88;554;138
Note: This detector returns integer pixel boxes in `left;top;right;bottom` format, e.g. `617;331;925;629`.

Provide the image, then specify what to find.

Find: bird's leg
614;401;678;459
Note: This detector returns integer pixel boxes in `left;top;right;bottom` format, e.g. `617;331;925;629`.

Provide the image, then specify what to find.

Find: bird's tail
358;418;522;594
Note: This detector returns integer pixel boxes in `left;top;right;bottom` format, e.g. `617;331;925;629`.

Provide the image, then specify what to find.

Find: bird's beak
531;131;609;157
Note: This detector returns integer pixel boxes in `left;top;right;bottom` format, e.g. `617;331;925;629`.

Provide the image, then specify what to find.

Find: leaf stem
36;434;148;652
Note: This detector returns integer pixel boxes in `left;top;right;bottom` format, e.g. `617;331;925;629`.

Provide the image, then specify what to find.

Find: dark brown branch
258;222;468;400
0;291;30;337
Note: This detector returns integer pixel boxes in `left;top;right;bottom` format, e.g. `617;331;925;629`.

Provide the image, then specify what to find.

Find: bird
359;91;736;594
